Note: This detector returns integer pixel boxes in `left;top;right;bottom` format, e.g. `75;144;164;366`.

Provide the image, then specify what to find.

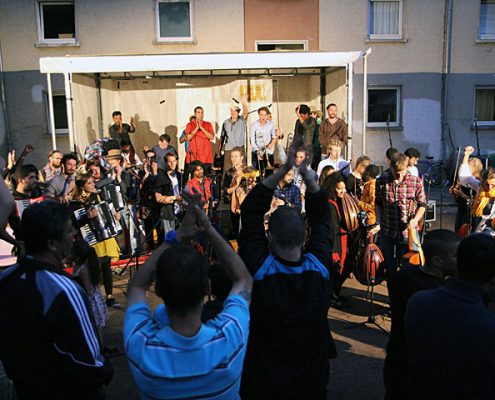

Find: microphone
232;98;240;104
160;100;166;104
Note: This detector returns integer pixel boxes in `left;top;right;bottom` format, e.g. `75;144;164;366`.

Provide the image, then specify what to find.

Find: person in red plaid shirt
375;153;426;291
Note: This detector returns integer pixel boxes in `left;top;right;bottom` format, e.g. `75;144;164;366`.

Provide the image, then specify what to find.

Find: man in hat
184;161;217;217
220;94;248;172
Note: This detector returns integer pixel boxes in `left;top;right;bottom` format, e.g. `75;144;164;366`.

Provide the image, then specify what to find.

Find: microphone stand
474;117;481;158
386;114;393;148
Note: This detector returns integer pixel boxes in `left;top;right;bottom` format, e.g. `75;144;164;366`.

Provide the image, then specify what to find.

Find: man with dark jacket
154;152;185;239
239;137;334;399
0;201;113;399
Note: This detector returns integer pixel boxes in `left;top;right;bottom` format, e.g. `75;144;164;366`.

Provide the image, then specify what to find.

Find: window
46;93;68;134
255;41;308;52
36;1;76;44
479;0;495;39
367;86;401;127
368;0;402;39
156;0;194;42
475;87;495;125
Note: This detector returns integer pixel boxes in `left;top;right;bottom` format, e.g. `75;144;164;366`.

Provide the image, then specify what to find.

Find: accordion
15;196;45;219
73;201;122;246
99;184;125;211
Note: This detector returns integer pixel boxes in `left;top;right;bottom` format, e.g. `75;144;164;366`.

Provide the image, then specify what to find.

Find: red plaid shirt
375;170;426;238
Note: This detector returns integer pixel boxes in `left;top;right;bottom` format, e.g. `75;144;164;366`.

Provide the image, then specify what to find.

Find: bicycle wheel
426;163;447;188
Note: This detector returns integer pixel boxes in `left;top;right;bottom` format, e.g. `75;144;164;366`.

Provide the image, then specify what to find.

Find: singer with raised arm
220;94;248;172
239;135;334;399
184;107;215;176
109;111;135;148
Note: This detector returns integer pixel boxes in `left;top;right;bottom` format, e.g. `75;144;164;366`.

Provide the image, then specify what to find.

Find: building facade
0;0;493;168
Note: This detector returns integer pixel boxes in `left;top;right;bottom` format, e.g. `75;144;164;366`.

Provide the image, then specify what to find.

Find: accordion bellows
341;192;360;232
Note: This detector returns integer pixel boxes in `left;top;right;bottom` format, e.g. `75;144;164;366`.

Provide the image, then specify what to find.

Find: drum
354;239;386;286
341;192;360;232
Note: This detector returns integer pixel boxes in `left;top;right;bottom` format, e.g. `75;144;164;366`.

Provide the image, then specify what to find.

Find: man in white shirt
250;107;276;176
317;138;351;177
405;147;421;177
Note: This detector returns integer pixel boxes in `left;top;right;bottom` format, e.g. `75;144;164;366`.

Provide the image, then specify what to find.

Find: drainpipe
0;41;13;150
441;0;453;163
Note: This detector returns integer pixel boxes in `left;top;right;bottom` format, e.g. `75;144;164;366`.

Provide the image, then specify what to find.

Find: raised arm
459;146;480;191
195;204;252;303
240;93;248;120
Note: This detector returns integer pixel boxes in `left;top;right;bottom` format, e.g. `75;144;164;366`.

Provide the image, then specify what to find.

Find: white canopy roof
39;51;365;74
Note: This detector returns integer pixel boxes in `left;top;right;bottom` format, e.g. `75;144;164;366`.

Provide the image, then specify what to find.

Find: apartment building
0;0;493;168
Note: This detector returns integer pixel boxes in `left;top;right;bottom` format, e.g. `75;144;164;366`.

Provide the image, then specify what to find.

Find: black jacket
0;257;113;399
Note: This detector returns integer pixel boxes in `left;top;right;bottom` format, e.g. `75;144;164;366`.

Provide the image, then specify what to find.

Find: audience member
0;201;113;399
124;192;252;399
405;233;495;400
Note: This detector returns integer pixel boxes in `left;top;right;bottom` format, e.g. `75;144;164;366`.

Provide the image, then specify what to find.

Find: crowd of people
0;97;494;400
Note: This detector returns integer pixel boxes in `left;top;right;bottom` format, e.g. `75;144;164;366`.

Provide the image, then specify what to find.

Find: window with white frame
368;0;402;39
479;0;495;39
156;0;194;42
46;93;68;134
36;1;75;44
367;86;401;127
255;41;308;52
475;87;495;125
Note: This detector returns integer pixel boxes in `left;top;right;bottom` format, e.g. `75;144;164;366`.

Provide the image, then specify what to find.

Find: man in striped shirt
124;191;252;400
0;201;113;399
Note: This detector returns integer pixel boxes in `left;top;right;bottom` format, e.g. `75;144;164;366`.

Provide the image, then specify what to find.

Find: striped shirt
124;295;250;400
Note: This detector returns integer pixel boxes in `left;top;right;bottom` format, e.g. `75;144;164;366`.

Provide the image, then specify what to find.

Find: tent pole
347;62;353;160
64;73;76;154
362;53;368;155
320;67;326;113
46;73;57;150
95;73;103;138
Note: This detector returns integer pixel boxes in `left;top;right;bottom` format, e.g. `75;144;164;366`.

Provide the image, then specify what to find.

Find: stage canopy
39;50;371;162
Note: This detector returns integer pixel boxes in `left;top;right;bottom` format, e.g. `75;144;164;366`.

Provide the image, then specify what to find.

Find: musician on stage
459;148;495;233
109;111;135;148
7;164;44;250
140;149;160;250
452;151;482;232
40;149;62;182
321;172;352;306
45;153;78;203
220;95;248;172
154;152;185;240
294;104;316;148
151;133;177;172
106;148;141;255
375;153;426;291
273;168;302;212
316;138;351;177
184;161;217;216
250;106;276;176
346;156;371;198
222;146;246;239
184;107;215;175
318;103;348;158
69;172;121;308
358;164;380;226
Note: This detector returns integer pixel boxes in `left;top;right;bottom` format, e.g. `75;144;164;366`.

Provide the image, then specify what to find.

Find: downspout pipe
0;41;13;150
441;0;454;164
